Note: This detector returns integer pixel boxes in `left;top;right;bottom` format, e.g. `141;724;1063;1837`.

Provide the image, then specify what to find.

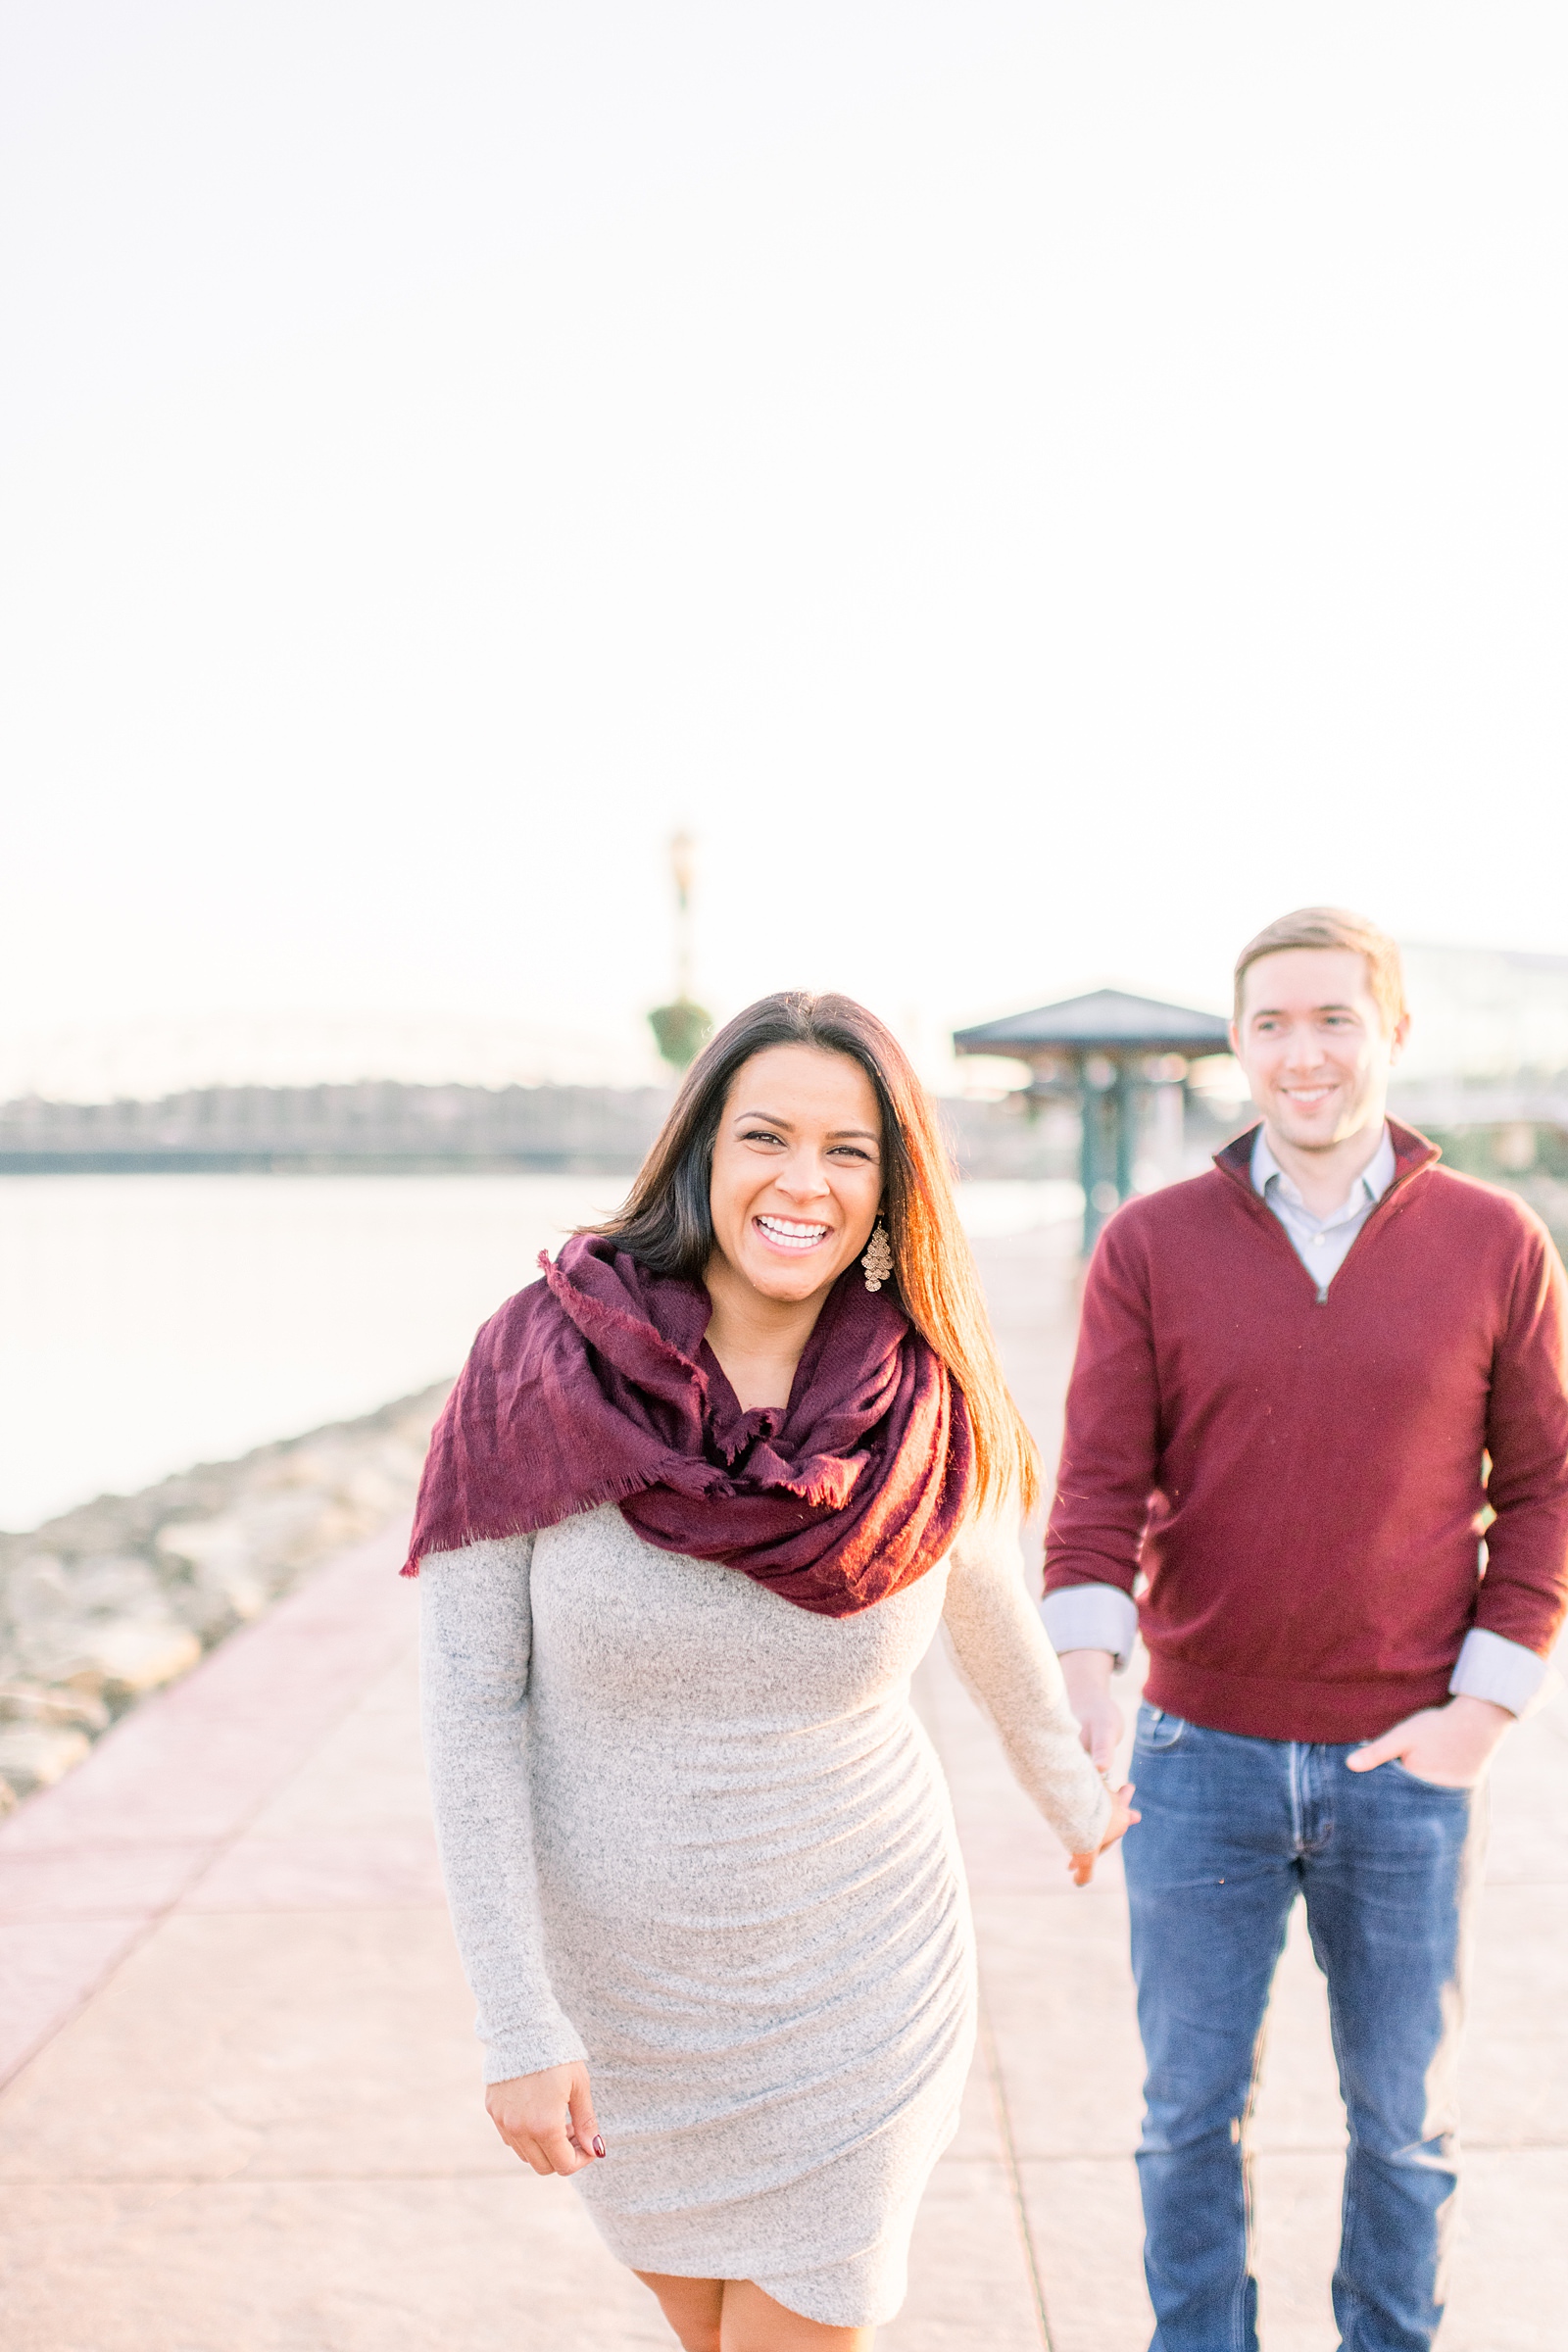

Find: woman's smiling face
707;1045;885;1307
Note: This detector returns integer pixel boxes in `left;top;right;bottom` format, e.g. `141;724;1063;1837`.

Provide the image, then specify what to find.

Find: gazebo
953;988;1234;1251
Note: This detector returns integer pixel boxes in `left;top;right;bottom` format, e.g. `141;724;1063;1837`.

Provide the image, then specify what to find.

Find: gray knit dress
419;1500;1108;2328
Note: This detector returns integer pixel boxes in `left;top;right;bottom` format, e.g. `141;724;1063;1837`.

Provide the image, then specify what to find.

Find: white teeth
756;1215;830;1250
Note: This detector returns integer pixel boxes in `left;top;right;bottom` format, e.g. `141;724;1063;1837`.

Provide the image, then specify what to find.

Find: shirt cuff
1040;1584;1139;1674
1448;1627;1558;1719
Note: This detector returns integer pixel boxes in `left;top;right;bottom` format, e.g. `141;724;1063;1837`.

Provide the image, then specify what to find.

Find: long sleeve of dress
940;1511;1112;1858
419;1535;588;2084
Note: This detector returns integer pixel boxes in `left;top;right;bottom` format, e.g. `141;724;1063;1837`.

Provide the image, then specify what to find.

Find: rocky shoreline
0;1384;449;1810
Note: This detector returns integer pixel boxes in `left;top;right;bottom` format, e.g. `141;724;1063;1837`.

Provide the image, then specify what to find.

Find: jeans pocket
1135;1704;1187;1754
1388;1758;1475;1796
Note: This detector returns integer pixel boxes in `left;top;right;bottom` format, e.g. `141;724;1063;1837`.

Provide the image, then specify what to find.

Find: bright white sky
3;3;1565;1097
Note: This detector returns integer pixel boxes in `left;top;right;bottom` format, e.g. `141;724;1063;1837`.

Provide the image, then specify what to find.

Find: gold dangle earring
861;1218;894;1294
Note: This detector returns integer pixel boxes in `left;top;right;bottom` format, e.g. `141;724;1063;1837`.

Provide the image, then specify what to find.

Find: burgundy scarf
401;1232;973;1617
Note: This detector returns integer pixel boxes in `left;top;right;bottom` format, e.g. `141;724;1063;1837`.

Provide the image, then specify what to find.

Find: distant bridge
2;1077;1563;1184
0;1082;674;1174
0;1080;1072;1181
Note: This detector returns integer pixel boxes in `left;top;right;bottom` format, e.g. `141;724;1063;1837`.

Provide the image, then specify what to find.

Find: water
0;1173;1081;1533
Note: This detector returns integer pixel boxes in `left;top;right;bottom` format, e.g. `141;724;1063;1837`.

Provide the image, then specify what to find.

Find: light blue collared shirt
1251;1122;1396;1298
1042;1123;1550;1717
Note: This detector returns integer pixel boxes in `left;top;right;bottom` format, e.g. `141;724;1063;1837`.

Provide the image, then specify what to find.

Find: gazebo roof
954;987;1231;1058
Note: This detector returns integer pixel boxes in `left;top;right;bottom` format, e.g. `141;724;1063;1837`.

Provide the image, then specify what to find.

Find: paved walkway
2;1223;1565;2348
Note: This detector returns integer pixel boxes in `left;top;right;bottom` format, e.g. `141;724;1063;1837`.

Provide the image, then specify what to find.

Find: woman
408;992;1135;2352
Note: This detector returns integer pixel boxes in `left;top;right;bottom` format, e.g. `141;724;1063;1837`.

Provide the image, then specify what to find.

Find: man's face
1230;947;1408;1152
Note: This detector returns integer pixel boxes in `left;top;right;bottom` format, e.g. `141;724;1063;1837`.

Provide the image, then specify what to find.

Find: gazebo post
953;987;1234;1259
1114;1063;1138;1206
1078;1057;1114;1254
1075;1057;1097;1253
1080;1057;1139;1254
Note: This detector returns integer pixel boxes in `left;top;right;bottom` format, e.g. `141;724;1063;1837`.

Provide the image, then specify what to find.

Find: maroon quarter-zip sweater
1044;1122;1568;1741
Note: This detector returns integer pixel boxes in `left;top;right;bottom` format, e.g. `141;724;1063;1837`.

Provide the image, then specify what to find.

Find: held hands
1068;1778;1139;1886
1059;1648;1139;1886
1347;1693;1513;1788
486;2061;606;2176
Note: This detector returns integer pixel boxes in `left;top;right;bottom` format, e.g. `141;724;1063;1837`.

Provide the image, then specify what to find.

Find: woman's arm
941;1509;1129;1874
419;1536;588;2084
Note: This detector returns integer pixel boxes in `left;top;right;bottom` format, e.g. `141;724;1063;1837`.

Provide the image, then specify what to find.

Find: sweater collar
1250;1120;1397;1213
1215;1116;1441;1198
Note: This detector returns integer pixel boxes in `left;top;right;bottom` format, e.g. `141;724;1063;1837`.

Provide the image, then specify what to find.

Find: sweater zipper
1216;1150;1433;1306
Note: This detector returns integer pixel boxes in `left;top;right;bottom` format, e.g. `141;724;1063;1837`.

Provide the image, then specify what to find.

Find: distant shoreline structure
0;1081;675;1176
4;1072;1566;1211
0;1079;1096;1182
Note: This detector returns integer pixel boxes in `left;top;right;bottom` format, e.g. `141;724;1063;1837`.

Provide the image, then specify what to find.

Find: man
1043;907;1568;2352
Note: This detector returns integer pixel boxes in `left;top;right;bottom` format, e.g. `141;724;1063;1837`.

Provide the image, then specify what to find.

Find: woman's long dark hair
591;991;1041;1516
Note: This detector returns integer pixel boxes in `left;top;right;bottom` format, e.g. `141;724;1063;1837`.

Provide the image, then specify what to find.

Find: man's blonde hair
1233;907;1407;1032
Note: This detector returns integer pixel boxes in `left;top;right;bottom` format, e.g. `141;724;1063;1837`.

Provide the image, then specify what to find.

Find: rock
156;1516;270;1620
0;1681;110;1732
0;1722;93;1797
11;1622;107;1685
75;1621;203;1700
68;1554;166;1614
2;1554;73;1629
0;1378;448;1809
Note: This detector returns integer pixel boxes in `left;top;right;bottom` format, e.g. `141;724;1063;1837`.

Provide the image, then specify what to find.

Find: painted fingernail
592;2135;606;2159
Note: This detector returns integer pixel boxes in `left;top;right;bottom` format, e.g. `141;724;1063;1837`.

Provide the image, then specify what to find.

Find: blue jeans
1122;1704;1486;2352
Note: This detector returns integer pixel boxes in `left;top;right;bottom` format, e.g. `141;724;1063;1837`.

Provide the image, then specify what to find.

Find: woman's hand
486;2062;606;2176
1067;1780;1140;1887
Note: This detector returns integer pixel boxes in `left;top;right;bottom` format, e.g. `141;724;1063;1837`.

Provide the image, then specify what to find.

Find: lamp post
648;831;713;1073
